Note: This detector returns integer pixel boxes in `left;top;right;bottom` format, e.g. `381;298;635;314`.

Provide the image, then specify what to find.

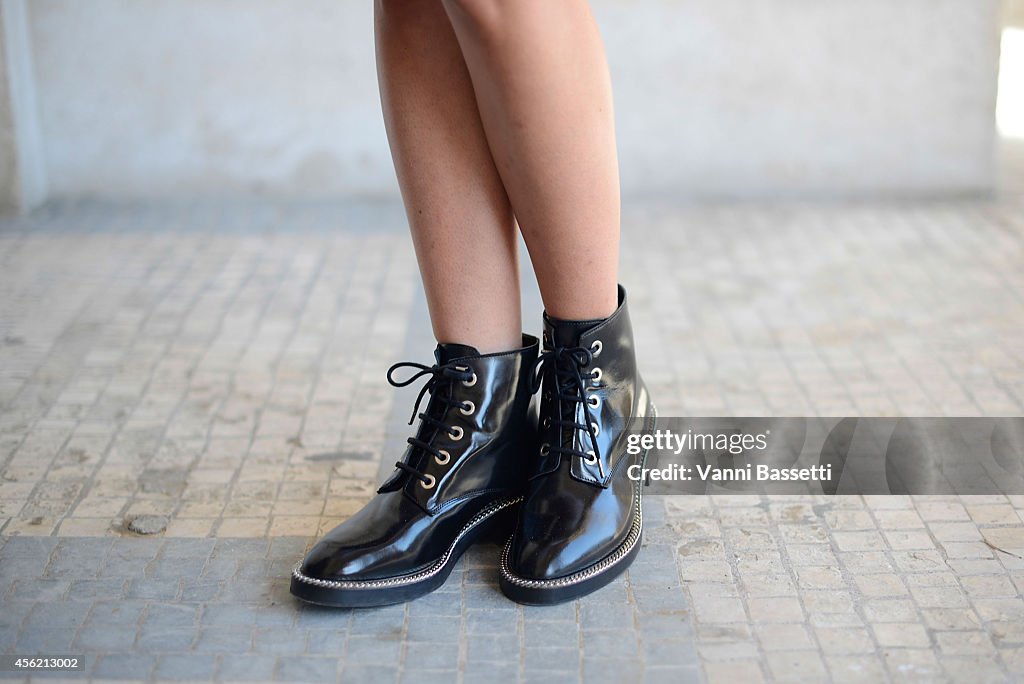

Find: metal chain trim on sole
292;496;522;590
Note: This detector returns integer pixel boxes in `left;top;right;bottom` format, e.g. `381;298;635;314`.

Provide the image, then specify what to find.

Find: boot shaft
386;334;539;513
535;285;645;487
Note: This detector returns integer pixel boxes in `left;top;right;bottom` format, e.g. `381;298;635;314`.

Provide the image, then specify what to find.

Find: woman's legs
375;0;522;353
440;0;621;321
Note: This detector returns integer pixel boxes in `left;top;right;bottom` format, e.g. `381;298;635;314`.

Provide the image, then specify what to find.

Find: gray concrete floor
1;149;1024;682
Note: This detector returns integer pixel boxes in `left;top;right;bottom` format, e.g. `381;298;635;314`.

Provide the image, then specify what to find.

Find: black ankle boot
500;286;656;604
291;335;539;607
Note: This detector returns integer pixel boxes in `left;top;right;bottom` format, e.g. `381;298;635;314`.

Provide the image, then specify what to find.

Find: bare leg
376;0;522;353
441;0;620;321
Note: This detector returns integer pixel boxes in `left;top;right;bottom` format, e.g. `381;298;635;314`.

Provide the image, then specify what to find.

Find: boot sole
499;401;658;606
290;497;520;608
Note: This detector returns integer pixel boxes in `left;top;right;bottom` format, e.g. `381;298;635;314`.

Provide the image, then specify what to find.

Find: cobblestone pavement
0;185;1022;683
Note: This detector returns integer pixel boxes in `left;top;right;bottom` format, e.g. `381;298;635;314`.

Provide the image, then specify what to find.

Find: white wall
17;0;1003;202
1;0;47;212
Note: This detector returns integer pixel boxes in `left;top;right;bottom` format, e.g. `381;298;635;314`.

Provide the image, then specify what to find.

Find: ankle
541;287;618;323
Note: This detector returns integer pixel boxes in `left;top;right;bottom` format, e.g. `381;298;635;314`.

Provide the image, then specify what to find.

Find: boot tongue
544;314;604;348
434;343;481;365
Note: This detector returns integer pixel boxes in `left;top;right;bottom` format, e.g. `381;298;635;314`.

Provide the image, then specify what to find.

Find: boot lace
530;341;605;478
386;360;476;489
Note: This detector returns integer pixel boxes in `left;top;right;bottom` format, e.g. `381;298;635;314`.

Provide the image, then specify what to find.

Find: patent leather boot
500;286;656;604
291;335;539;607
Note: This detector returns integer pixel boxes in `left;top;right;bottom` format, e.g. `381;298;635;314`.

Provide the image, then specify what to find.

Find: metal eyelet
590;340;603;357
590;367;603;384
542;416;551;429
583;450;598;464
589;422;600;436
587;395;601;409
420;474;436;490
435;449;451;466
460;400;475;416
458;367;477;387
540;443;550;456
448;425;464;441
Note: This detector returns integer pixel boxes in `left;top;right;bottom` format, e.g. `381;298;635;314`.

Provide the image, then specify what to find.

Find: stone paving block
691;595;747;624
464;633;519;663
91;653;157;680
141;603;199;630
522;619;580;650
202;602;295;628
784;544;838;567
154;653;218;681
179;580;222;602
460;582;516;611
872;622;931;649
216;653;278;681
580;630;641;660
581;657;644;684
794;566;845;590
347;607;406;636
826;655;888;684
742;572;798;597
158;538;217;559
199;556;238;580
72;624;139;653
640;640;699;669
274;655;342;679
145;555;207;581
339;667;399;684
883;647;944;681
464;607;517;635
403;641;459;670
757;623;818;652
124;578;179;601
296;605;353;630
704;660;765;684
406;590;461;618
43;539;112;578
134;627;197;653
633;585;689;614
305;628;348;656
268;536;309;560
192;626;252;654
209;536;268;557
65;578;127;602
579;602;635;631
251;626;311;656
521;646;580;673
940;656;1007;683
218;578;290;604
22;601;92;632
0;600;38;631
642;667;702;684
746;597;804;623
84;599;148;628
15;626;77;653
0;536;59;559
853;573;909;598
635;612;694;641
764;650;829;682
7;579;70;602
